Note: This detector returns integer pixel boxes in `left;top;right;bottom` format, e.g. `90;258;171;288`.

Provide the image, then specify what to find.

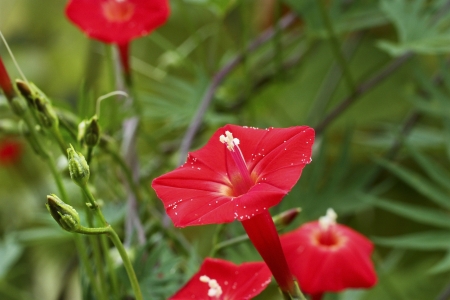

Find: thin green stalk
208;224;224;257
108;228;143;300
84;203;109;300
73;235;105;300
316;0;355;94
21;116;104;300
273;0;283;77
80;184;142;300
101;234;120;299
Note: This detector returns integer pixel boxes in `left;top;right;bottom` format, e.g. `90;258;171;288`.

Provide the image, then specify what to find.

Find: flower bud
16;80;59;128
67;144;90;186
78;116;100;147
273;208;301;229
46;194;80;232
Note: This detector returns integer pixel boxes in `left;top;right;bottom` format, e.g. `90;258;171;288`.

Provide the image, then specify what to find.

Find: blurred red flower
66;0;169;76
152;124;314;295
169;258;272;300
280;209;377;300
0;139;22;165
65;0;170;44
0;56;14;100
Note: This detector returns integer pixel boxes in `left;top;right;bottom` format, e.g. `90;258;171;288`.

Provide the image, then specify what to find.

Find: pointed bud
34;97;59;128
15;80;34;106
273;208;301;229
46;194;80;232
0;57;14;100
78;116;100;147
67;144;90;186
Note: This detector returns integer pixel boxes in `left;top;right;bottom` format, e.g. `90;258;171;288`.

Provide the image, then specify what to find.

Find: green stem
84;202;109;300
50;125;68;157
208;224;224;257
316;0;355;94
21;110;105;300
79;184;142;300
81;185;108;226
101;234;120;299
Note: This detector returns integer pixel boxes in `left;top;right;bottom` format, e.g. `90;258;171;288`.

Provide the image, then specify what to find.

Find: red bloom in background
170;258;272;300
0;139;22;165
280;209;377;300
66;0;170;76
152;124;314;296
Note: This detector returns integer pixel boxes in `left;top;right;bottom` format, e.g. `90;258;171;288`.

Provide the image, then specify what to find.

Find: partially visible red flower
152;124;314;296
0;139;22;165
280;209;377;300
0;56;14;100
65;0;170;76
65;0;169;44
170;258;272;300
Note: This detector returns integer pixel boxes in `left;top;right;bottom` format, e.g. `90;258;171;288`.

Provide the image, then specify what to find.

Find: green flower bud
16;80;58;128
78;116;100;147
67;144;90;186
46;194;80;232
15;80;34;107
34;97;59;128
273;208;301;229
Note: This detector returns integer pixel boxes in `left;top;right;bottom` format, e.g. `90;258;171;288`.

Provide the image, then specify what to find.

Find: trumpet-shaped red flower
66;0;169;76
0;139;22;165
170;258;272;300
152;124;314;295
280;209;377;300
152;125;314;226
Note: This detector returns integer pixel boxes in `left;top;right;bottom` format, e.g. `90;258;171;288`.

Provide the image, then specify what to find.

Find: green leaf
379;0;450;55
428;250;450;274
0;236;23;279
406;144;450;192
373;231;450;250
376;158;450;209
362;194;450;229
184;0;238;17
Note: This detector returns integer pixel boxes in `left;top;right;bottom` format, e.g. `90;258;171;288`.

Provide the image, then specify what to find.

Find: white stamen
199;275;223;298
220;131;240;151
319;208;337;230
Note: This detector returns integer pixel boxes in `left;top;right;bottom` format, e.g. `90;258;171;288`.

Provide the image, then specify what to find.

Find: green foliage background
1;0;450;299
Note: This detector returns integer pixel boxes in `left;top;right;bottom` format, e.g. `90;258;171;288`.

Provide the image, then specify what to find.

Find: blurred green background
1;0;450;299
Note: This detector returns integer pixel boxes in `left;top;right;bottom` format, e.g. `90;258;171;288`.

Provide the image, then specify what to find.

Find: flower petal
66;0;170;44
169;258;271;300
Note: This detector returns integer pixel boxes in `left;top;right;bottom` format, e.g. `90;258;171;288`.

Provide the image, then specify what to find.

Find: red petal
169;258;271;300
152;124;314;227
66;0;170;44
281;222;377;294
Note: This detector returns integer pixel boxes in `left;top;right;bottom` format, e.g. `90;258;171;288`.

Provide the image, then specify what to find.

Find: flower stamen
319;208;337;230
200;275;223;298
220;131;254;195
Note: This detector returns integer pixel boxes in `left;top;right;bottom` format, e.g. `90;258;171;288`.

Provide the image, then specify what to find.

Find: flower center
220;131;254;196
315;208;344;247
200;275;223;298
102;0;135;23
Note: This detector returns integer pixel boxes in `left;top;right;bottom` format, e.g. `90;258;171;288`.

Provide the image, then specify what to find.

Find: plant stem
108;227;143;300
79;184;143;300
316;0;355;93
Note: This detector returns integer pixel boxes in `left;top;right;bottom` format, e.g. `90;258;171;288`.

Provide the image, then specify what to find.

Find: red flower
280;209;377;299
65;0;170;44
152;125;314;227
0;56;14;100
0;139;22;165
169;258;272;300
65;0;170;76
152;124;314;296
